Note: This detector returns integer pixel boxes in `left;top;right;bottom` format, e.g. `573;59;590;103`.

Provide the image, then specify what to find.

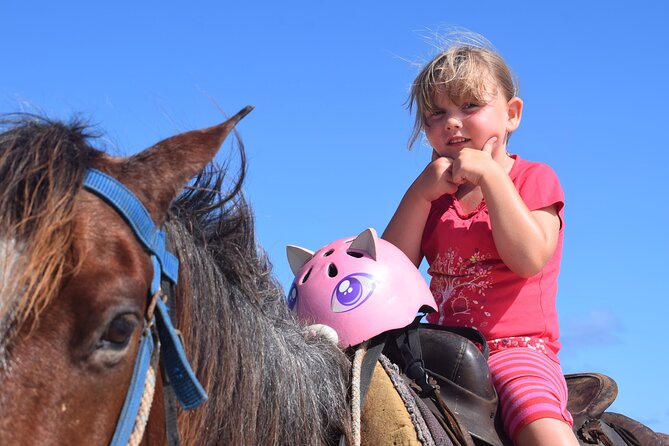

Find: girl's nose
445;116;462;130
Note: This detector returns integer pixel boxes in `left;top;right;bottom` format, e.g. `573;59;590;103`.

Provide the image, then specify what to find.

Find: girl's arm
382;157;457;267
479;167;560;277
451;144;560;277
382;187;432;267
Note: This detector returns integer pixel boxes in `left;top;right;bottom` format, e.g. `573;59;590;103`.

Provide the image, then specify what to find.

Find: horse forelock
0;115;102;342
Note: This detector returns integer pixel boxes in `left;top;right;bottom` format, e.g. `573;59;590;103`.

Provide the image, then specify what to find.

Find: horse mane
164;149;352;444
0;115;102;345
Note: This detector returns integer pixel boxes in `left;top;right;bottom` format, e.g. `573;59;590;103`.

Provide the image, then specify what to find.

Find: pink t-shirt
422;155;565;359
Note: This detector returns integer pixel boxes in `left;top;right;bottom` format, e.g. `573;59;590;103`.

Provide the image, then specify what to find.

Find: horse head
0;107;252;445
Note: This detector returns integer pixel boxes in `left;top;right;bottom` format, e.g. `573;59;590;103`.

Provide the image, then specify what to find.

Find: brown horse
0;110;351;445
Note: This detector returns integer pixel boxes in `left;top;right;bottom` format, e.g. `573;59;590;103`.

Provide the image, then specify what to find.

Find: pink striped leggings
487;347;573;441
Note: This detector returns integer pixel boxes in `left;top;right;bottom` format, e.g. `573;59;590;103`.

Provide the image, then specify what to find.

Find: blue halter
83;169;207;446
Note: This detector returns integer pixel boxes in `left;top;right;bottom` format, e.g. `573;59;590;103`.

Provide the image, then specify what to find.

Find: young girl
382;37;579;446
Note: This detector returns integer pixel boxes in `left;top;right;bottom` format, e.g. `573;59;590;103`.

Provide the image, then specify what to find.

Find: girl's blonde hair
408;38;519;149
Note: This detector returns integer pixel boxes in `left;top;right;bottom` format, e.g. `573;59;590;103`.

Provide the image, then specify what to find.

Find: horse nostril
327;263;338;278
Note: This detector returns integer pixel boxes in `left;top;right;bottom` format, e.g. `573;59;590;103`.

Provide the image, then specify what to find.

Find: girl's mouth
448;137;470;145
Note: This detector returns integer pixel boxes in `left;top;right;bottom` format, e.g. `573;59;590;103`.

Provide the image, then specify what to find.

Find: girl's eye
426;110;443;119
425;110;444;125
462;103;479;110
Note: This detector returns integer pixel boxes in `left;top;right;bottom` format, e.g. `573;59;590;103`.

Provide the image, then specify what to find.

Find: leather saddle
383;324;662;446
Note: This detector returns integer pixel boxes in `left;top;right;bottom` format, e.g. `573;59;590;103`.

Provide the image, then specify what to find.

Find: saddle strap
607;424;642;446
601;412;660;446
578;418;636;446
359;336;387;405
430;390;476;446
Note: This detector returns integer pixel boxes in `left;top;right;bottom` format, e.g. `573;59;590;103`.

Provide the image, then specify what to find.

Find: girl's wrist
406;183;436;208
479;161;508;190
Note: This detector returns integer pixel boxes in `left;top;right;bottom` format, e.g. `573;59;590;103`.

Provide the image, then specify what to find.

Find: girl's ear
506;97;523;132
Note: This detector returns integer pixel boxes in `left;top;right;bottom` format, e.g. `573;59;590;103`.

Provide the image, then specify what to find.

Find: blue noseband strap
83;169;208;445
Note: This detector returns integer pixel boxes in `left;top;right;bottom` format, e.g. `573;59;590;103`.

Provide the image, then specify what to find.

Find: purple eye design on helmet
330;273;376;313
287;283;298;310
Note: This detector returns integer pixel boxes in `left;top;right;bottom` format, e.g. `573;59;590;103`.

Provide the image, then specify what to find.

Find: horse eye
99;314;139;349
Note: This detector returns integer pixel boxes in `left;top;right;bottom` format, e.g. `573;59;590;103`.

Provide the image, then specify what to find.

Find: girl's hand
382;151;457;267
413;154;458;202
451;137;500;186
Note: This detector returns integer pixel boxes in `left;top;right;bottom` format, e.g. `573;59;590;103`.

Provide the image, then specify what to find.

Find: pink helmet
286;228;436;347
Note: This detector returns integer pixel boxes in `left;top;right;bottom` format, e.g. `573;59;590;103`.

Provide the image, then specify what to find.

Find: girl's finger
482;136;498;153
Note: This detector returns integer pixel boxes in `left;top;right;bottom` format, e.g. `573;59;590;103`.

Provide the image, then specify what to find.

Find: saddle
381;323;506;446
368;323;661;446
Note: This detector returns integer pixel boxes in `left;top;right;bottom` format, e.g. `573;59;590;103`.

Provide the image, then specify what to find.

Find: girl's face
423;81;522;160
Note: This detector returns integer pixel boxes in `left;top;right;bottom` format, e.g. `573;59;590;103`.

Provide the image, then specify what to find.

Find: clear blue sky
3;0;668;434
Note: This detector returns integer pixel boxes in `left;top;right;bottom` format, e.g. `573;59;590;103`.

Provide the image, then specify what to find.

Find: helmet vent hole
323;249;334;257
347;251;364;258
327;263;338;277
301;267;313;284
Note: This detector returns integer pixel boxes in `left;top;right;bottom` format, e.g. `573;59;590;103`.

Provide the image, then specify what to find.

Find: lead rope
126;293;161;446
127;363;158;446
351;346;364;446
348;335;390;446
351;342;369;446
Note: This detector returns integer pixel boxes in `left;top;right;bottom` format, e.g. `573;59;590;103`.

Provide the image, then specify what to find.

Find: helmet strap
391;317;436;396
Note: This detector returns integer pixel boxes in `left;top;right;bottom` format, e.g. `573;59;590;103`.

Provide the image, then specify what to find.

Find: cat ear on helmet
349;228;378;261
286;245;315;275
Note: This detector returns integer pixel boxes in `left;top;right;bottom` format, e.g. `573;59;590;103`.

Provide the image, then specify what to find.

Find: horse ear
111;106;254;223
286;245;315;275
349;228;378;260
